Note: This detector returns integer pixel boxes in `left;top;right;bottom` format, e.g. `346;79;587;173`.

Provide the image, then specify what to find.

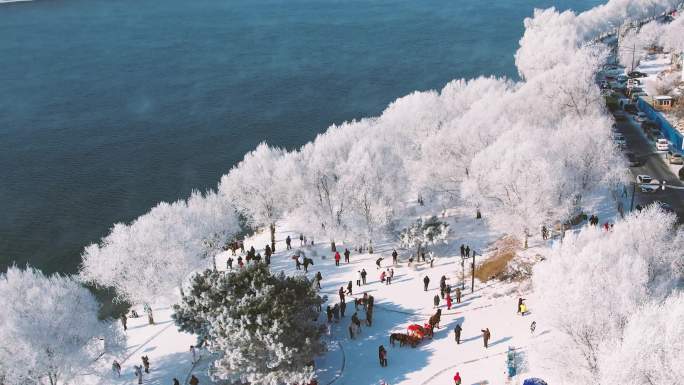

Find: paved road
613;110;684;221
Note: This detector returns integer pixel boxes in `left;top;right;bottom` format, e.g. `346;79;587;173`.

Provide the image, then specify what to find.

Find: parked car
624;104;638;114
635;112;647;123
656;138;670;151
667;150;683;164
628;71;647;78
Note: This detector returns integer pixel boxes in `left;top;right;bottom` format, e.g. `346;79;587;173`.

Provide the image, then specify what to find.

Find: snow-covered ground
78;197;623;385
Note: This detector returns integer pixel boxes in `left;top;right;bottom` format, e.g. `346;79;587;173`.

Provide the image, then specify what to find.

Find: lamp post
471;251;476;293
460;256;466;290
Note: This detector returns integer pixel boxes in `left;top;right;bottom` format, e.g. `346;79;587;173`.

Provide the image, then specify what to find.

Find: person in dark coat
460;244;465;258
333;303;340;322
423;275;430;291
339;287;346;303
120;313;127;331
454;323;462;344
340;300;346;317
433;295;440;308
315;271;322;287
141;355;150;373
378;345;388;367
361;269;367;285
326;306;333;323
227;257;233;270
237;256;243;268
346;280;353;295
465;246;470;257
173;378;180;385
189;375;199;385
344;248;350;263
391;249;398;265
303;257;311;272
366;305;374;326
265;253;270;265
375;257;383;269
440;276;447;298
445;284;451;299
455;287;462;304
286;235;292;250
265;244;272;257
481;328;491;348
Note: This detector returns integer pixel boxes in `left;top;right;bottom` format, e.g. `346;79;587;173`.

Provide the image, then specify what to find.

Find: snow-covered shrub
173;264;325;385
399;216;449;256
0;267;125;385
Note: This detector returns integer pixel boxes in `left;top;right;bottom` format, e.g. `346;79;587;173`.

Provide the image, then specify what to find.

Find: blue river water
0;0;601;274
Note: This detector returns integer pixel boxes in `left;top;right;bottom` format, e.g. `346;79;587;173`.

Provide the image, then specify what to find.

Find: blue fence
637;97;683;151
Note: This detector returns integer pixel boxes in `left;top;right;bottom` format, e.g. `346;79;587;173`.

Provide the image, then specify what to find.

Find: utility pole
631;43;636;72
471;251;476;294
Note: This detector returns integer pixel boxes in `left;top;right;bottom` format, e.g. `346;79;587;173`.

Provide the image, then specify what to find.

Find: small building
653;95;674;111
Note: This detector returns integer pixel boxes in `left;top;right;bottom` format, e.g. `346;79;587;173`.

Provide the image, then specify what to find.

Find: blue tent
523;379;548;385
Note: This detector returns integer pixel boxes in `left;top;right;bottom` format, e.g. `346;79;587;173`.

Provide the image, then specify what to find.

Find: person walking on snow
237;256;243;268
356;271;362;286
378;345;388;367
190;345;198;364
454;323;462;344
465;245;470;257
481;328;491;348
133;365;143;384
455;287;462;304
112;360;121;377
335;251;341;266
339;287;346;303
346;280;353;295
440;276;447;298
433;294;440;308
173;378;181;385
303;257;311;272
300;233;304;246
361;269;368;285
392;249;398;265
120;313;127;331
376;257;383;269
517;298;526;314
143;304;154;325
340;299;346;317
286;235;292;250
141;355;150;373
453;372;462;385
423;275;430;291
189;375;200;385
446;294;452;310
344;248;350;263
315;271;322;289
227;256;233;270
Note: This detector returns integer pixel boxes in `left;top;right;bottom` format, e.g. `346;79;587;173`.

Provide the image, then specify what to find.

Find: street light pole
471;251;476;294
461;257;465;290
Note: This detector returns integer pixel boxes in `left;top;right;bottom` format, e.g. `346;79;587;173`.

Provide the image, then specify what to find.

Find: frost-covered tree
219;143;290;250
532;206;684;384
0;267;125;385
602;293;684;385
399;216;449;256
173;264;325;385
81;190;239;304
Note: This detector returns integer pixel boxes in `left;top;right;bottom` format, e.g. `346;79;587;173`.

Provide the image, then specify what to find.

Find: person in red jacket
446;294;452;310
453;371;462;385
334;251;341;266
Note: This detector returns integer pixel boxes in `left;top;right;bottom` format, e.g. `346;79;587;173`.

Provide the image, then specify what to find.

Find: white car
636;174;661;193
656;138;669;151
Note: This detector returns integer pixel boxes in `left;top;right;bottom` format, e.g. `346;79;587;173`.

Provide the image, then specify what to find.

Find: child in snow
453;372;462;385
380;270;386;283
